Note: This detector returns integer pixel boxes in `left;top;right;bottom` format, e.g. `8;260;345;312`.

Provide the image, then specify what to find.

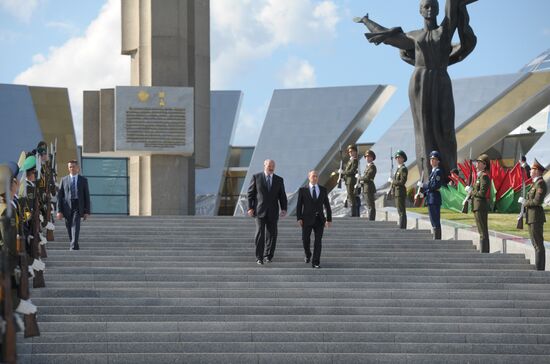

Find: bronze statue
355;0;477;178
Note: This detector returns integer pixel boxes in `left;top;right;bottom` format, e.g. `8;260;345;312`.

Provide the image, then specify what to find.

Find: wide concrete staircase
18;216;550;363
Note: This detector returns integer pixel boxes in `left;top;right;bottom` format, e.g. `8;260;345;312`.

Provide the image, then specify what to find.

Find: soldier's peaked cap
531;158;546;172
364;150;376;160
347;144;357;152
22;155;36;172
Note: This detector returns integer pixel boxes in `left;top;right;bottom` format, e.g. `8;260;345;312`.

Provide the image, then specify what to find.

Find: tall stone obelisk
119;0;209;215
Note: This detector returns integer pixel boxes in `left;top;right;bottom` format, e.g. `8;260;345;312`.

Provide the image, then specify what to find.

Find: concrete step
20;216;550;362
16;341;550;354
15;353;550;364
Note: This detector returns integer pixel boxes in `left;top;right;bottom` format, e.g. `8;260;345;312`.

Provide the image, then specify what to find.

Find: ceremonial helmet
394;150;407;162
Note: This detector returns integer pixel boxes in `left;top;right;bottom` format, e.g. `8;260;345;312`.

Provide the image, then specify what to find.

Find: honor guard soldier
339;145;359;217
518;159;547;270
389;150;408;229
418;151;443;239
466;154;491;253
19;156;46;288
360;150;377;221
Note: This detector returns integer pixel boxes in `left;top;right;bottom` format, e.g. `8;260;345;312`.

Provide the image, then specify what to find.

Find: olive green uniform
393;165;408;229
525;177;547;270
360;162;377;221
472;171;490;253
343;157;359;217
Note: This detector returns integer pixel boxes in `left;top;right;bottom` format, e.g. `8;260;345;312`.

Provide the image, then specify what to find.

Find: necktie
267;175;272;191
312;185;317;200
71;176;76;199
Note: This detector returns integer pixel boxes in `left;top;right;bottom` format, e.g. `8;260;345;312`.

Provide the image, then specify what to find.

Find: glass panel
82;158;127;177
91;195;128;214
87;177;128;195
238;148;254;167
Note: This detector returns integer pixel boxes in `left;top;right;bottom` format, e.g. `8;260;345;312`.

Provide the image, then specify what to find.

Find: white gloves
337;169;344;174
416;192;424;199
39;234;48;246
39;214;44;223
518;197;525;205
31;258;45;271
387;177;393;183
465;186;472;193
355;173;360;179
416;181;423;188
15;299;37;315
46;221;55;231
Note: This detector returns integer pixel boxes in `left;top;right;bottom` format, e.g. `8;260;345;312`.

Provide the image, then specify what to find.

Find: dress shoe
304;257;311;263
265;258;272;263
256;259;264;265
312;264;320;269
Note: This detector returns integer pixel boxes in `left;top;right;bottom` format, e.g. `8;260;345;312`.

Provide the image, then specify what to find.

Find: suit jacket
296;185;332;226
423;167;443;206
525;177;547;224
247;172;287;220
57;174;91;217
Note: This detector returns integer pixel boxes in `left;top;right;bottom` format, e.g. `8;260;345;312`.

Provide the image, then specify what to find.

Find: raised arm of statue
354;14;414;51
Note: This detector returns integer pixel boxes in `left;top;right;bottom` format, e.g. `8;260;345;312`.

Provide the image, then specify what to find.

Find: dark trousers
65;199;81;250
255;217;278;260
474;209;489;253
302;218;324;266
428;204;441;228
364;192;376;221
396;195;407;229
529;222;546;271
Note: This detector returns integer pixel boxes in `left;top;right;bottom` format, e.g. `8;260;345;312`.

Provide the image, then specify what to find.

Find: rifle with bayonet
414;157;425;207
516;145;526;229
45;143;55;242
461;148;473;214
387;147;394;200
32;156;45;288
1;177;17;363
337;144;344;189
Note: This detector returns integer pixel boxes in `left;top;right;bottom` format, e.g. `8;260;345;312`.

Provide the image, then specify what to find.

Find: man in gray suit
56;160;90;250
247;159;287;264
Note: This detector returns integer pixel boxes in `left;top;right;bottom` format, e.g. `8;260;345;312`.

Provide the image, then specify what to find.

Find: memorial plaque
115;86;194;154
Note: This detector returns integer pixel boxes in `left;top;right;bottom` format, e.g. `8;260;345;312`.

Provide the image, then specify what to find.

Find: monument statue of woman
355;0;477;178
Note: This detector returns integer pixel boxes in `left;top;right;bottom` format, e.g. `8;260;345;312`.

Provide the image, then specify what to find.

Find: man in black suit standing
296;170;332;268
56;160;91;250
247;159;287;265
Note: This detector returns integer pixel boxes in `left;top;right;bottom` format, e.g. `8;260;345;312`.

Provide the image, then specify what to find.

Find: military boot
434;227;441;240
535;247;546;271
480;238;490;253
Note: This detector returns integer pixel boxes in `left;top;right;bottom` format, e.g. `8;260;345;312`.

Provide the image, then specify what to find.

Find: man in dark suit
247;159;287;264
296;170;332;268
56;160;90;250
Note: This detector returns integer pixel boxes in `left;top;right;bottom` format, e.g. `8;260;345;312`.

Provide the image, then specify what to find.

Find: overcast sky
1;0;549;146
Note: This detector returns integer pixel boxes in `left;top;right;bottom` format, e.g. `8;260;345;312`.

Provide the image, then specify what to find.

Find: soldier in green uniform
518;159;547;271
360;150;377;221
19;156;46;288
389;150;408;229
339;145;359;217
466;154;491;253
